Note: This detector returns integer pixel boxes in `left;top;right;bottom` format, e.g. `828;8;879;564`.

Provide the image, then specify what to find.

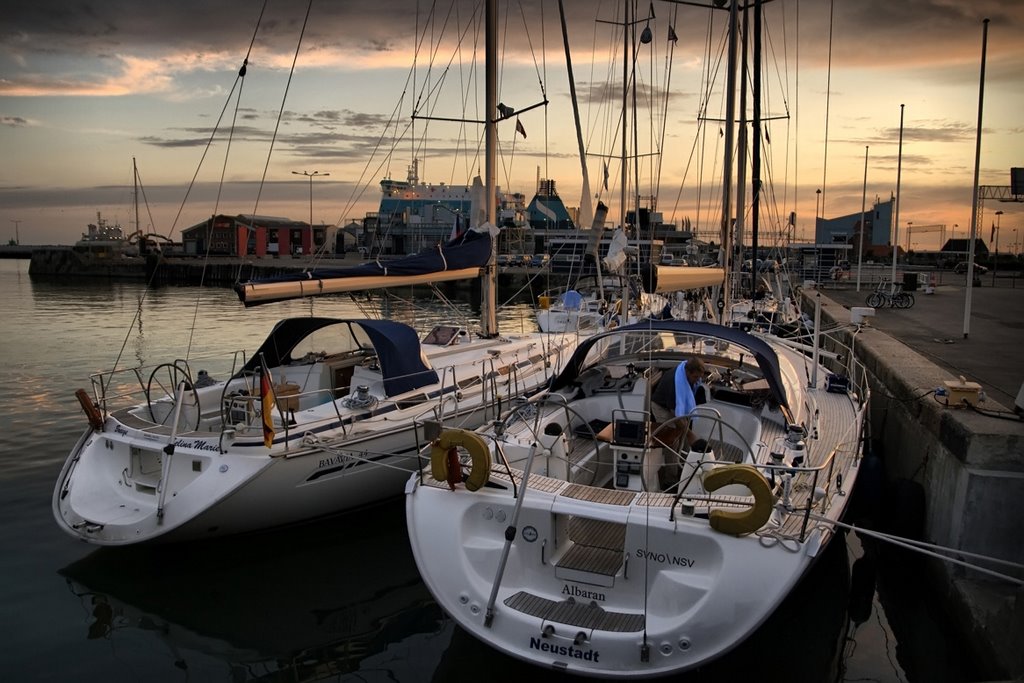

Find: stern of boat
406;464;811;678
52;418;266;545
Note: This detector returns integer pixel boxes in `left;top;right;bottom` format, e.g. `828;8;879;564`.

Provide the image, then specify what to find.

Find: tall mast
720;0;739;321
751;0;763;297
735;2;748;289
558;0;594;230
481;0;498;337
133;156;140;236
620;0;629;231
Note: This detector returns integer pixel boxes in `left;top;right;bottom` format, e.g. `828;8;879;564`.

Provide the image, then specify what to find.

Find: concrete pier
800;280;1024;679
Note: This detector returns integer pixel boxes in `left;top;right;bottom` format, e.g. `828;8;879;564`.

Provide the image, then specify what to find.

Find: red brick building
181;214;337;257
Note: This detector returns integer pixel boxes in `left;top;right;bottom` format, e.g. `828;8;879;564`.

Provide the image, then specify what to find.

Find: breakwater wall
28;251;572;303
800;289;1024;679
28;250;328;285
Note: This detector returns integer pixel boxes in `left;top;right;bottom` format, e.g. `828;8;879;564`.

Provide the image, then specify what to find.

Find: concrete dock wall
801;289;1024;679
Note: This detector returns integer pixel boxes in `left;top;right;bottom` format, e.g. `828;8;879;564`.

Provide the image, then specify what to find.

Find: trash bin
902;272;918;292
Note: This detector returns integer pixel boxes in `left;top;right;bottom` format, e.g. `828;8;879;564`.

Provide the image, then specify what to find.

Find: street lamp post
815;189;821;279
814;189;822;233
292;170;329;231
992;210;1002;286
1015;227;1020;290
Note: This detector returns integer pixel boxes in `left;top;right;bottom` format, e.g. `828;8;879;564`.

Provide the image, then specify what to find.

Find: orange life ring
76;388;104;431
430;428;491;491
703;464;773;536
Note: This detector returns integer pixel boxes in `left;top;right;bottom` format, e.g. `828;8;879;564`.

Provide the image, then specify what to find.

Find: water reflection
59;499;447;680
59;498;859;682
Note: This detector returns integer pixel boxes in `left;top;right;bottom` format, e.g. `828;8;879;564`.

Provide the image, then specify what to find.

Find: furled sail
235;225;496;307
639;265;726;294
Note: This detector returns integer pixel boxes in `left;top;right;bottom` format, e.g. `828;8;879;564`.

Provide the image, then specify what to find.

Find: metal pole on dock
891;105;904;292
857;146;868;292
963;18;990;339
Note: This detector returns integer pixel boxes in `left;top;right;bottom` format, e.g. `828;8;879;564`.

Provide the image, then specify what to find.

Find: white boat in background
406;317;868;677
52;3;581;546
53;226;579;545
537;212;726;335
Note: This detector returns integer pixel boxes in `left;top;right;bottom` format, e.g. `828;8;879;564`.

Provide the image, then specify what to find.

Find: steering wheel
219;368;259;428
146;362;201;431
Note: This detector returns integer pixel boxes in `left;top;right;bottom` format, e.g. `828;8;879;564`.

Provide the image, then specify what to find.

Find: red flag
260;366;276;448
515;118;527;139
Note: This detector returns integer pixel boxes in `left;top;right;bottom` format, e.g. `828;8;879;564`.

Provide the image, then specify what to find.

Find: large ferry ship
368;160;530;256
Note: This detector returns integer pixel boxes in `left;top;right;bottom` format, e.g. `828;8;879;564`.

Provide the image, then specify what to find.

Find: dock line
808;513;1024;586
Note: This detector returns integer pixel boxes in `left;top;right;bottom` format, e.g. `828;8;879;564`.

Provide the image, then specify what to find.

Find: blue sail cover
244;318;438;397
235;228;492;306
549;319;789;409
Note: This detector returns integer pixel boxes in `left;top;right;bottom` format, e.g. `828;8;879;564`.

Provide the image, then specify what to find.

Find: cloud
137;108;393;151
1;115;33;126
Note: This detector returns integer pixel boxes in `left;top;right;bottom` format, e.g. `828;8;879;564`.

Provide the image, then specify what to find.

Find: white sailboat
405;319;868;677
405;2;869;676
51;8;581;547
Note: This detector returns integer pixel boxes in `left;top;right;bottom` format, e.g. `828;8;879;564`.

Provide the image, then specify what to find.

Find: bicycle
866;279;914;309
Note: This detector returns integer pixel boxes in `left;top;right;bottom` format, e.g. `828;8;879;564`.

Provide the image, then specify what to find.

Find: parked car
953;261;987;275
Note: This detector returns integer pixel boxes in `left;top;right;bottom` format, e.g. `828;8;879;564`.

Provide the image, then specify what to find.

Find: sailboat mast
751;0;762;296
133;156;140;237
558;0;593;230
735;3;749;287
620;0;629;231
720;0;739;322
481;0;499;338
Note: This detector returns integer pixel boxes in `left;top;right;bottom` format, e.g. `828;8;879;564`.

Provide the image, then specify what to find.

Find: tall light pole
1015;226;1020;290
992;210;1002;286
814;189;822;235
292;170;329;230
815;188;821;279
892;103;905;290
9;219;20;245
856;146;869;292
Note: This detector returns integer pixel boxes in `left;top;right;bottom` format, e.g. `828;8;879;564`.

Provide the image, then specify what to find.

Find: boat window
290;322;373;360
422;325;463;346
396;394;429;410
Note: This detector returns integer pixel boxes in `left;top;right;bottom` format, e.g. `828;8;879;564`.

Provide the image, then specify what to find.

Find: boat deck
424;384;861;539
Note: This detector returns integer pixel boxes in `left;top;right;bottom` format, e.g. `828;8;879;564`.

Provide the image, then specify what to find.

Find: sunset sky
2;0;1022;251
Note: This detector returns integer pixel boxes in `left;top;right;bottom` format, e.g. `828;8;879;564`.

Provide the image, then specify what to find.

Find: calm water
0;259;981;682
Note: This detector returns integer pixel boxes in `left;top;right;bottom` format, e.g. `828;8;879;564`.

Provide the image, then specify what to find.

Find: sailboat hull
406;319;868;677
53;318;581;546
407;479;822;677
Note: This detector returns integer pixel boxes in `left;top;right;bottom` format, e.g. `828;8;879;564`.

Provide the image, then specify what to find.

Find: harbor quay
20;248;579;289
800;279;1024;680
